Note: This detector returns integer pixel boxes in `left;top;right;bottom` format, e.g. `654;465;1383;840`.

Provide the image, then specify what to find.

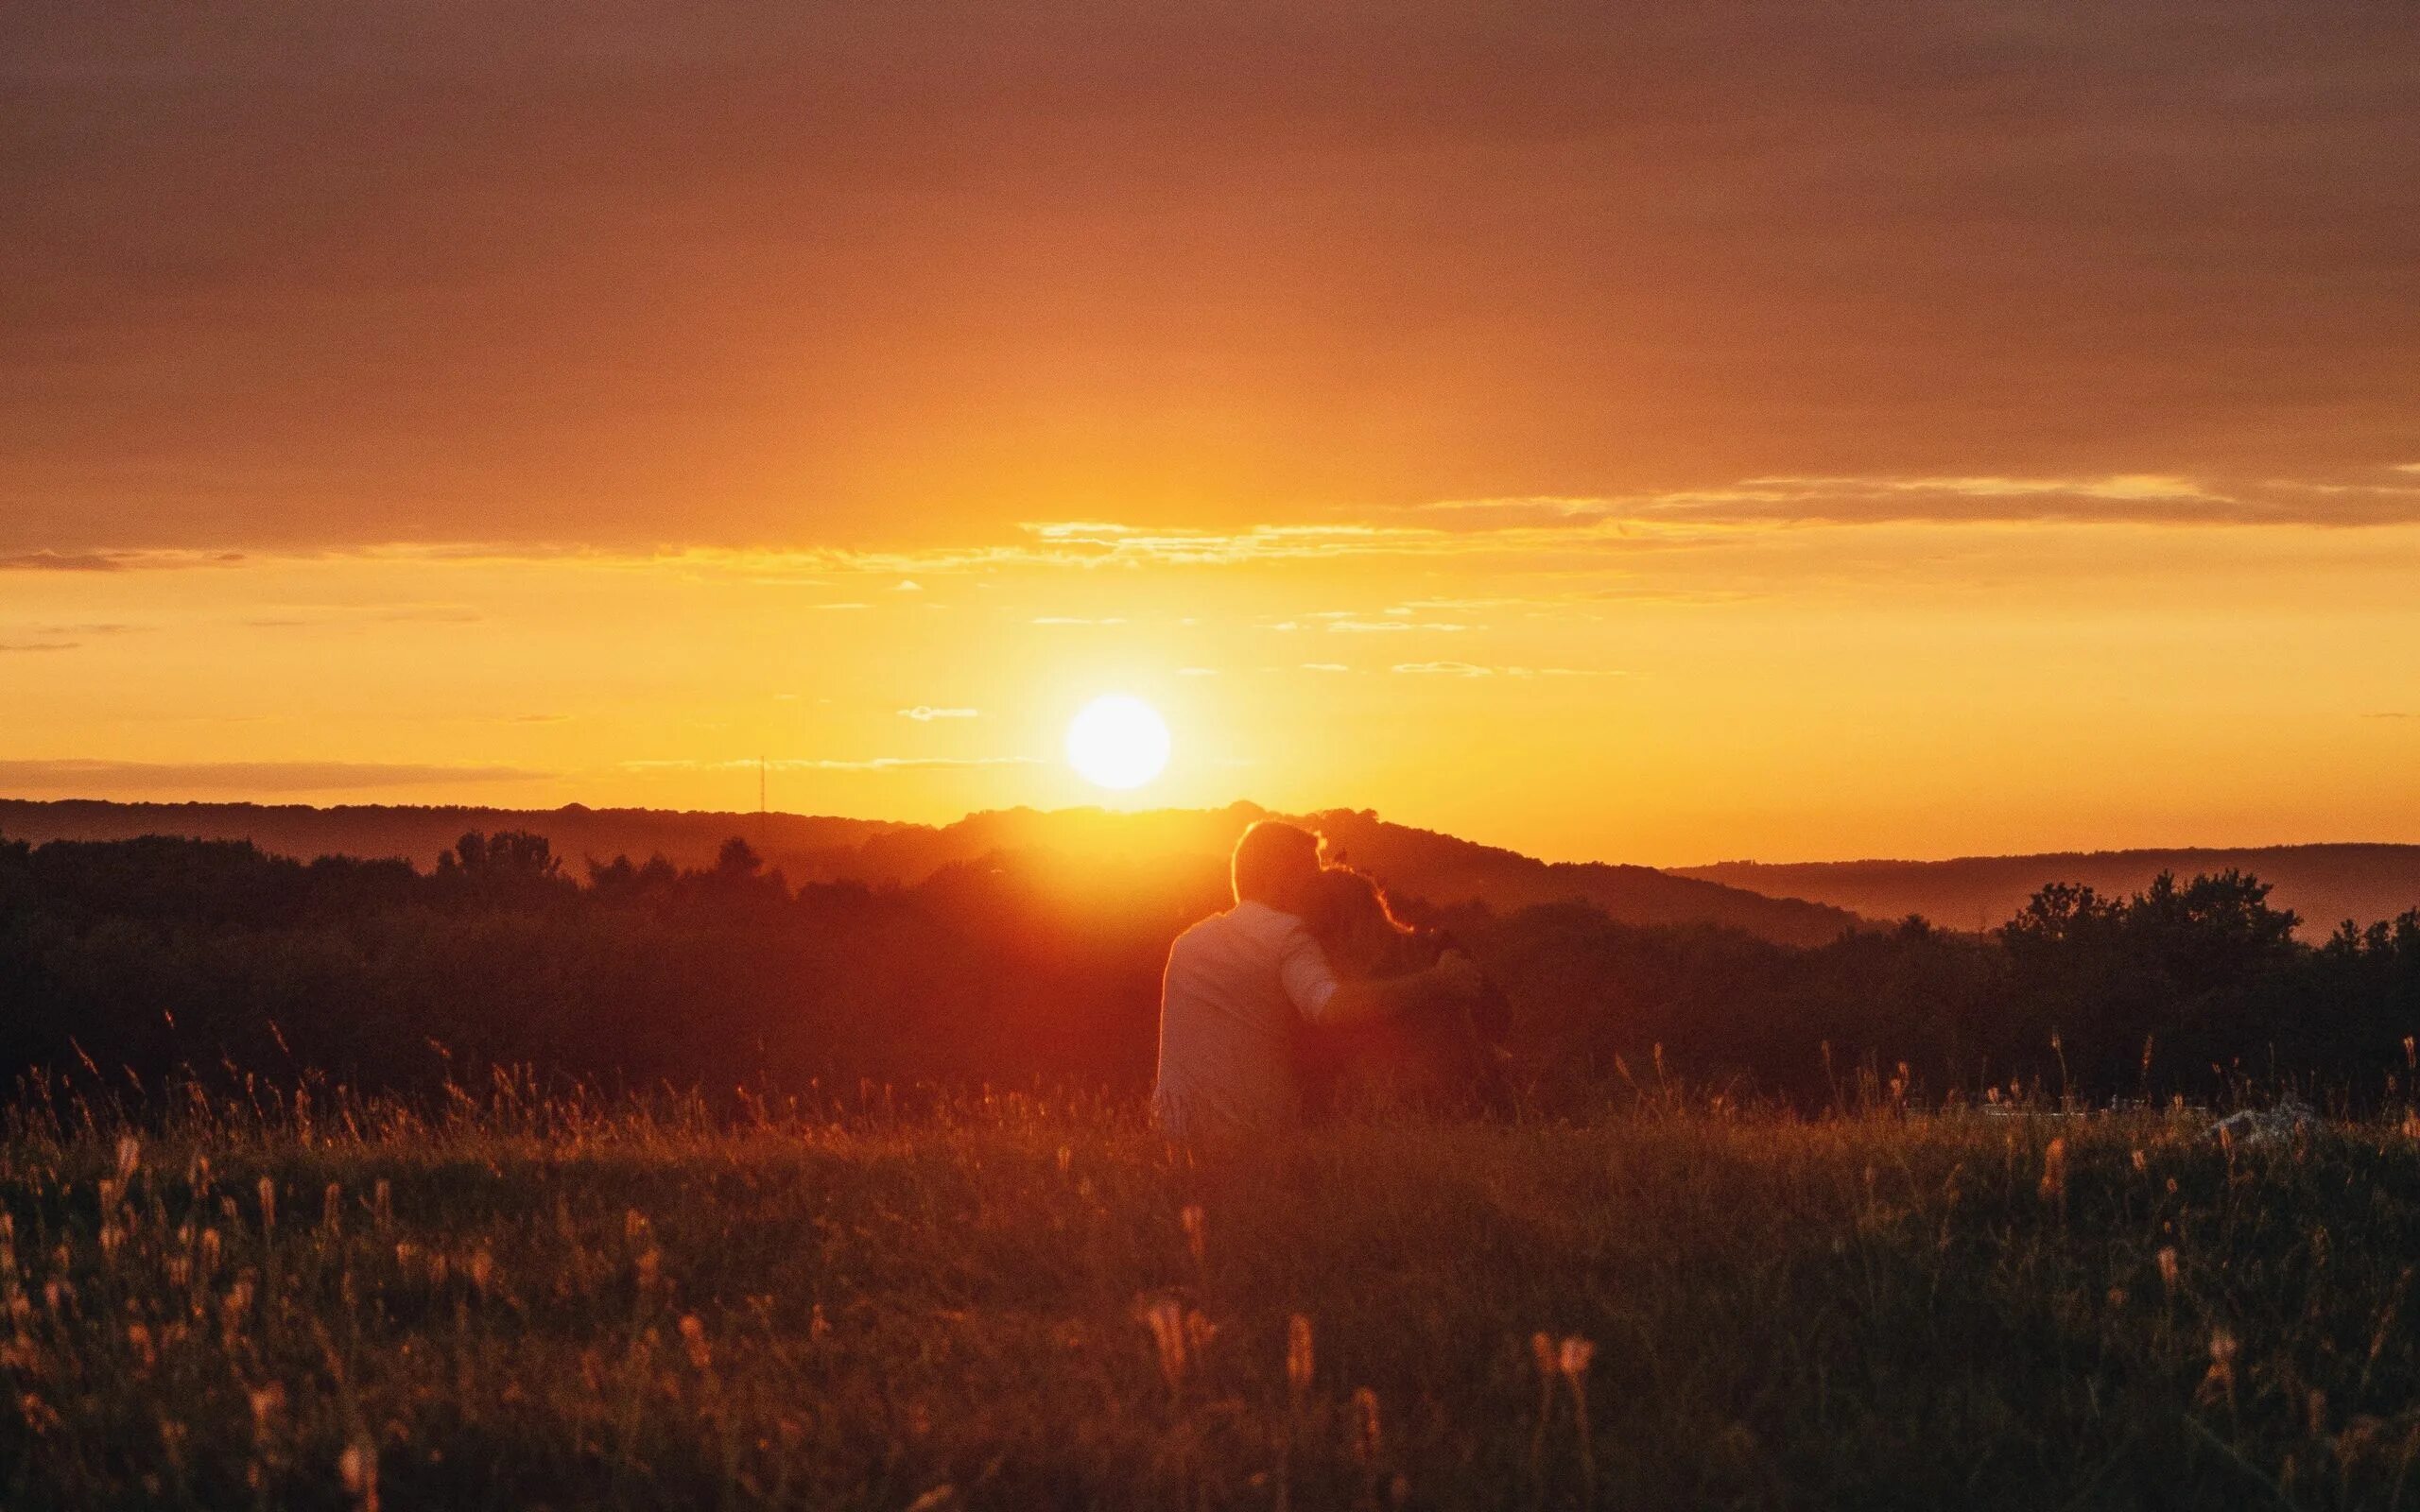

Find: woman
1293;865;1513;1119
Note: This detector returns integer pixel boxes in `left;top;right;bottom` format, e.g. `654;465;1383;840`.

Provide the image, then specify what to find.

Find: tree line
3;830;2416;1109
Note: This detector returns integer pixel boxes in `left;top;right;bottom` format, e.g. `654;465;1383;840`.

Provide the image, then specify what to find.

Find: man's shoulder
1171;907;1244;950
1172;902;1311;958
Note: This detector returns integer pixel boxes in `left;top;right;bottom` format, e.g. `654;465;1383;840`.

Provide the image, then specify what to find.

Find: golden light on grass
1064;695;1170;790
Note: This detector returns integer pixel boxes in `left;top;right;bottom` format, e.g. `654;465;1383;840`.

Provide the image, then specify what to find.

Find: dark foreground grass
7;1085;2420;1509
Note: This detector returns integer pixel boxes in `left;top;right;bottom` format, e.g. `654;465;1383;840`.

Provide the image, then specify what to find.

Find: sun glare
1065;695;1171;790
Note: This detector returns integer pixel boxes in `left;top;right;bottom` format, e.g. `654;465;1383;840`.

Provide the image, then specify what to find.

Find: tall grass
6;1074;2420;1508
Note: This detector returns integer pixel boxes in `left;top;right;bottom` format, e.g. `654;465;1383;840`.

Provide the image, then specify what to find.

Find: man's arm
1321;952;1484;1025
1287;933;1485;1027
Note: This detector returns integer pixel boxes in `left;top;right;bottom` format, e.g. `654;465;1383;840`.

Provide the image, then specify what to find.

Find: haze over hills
1676;847;2420;937
0;798;1862;947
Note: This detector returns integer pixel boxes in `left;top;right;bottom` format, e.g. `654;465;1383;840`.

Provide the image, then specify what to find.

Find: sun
1065;695;1170;790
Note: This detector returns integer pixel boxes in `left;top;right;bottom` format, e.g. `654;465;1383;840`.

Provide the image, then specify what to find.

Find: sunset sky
6;3;2419;866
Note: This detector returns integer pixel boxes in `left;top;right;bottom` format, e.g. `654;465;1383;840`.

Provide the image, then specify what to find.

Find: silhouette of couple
1151;819;1499;1146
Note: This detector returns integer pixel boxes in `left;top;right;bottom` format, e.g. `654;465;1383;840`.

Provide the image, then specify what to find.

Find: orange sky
5;5;2419;865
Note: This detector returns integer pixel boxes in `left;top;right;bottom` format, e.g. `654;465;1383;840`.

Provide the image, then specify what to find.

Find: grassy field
7;1081;2420;1509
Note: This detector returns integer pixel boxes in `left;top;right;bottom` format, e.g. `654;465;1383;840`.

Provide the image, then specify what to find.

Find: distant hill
1674;846;2420;936
0;798;1865;946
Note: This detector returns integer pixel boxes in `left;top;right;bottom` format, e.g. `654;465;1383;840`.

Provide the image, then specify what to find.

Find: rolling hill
0;798;1865;946
1674;845;2420;936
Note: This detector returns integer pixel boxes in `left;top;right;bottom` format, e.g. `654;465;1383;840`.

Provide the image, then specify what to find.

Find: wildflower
679;1314;711;1371
1056;1144;1072;1177
2201;1329;2239;1404
2132;1149;2148;1174
322;1183;342;1234
1181;1204;1206;1266
114;1136;141;1183
258;1177;277;1232
1557;1335;1595;1382
372;1179;392;1231
248;1383;286;1435
338;1439;380;1512
1287;1313;1314;1396
2157;1247;2180;1292
1135;1297;1188;1390
2038;1138;2068;1202
1530;1331;1557;1381
468;1246;495;1297
635;1247;662;1293
1352;1386;1383;1466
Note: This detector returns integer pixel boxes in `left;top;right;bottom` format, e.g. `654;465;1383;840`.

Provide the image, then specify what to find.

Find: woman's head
1297;865;1414;978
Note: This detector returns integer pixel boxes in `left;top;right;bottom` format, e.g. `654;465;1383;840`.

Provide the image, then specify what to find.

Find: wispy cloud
898;706;977;721
0;550;244;572
622;754;1037;773
1031;615;1129;626
0;759;546;792
1392;662;1623;678
0;642;80;653
0;550;127;572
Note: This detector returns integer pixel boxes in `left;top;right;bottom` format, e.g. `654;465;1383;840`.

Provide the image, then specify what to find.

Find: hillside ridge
0;797;1864;946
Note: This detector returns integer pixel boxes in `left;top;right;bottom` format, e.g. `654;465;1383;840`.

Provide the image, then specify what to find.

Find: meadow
6;1077;2420;1510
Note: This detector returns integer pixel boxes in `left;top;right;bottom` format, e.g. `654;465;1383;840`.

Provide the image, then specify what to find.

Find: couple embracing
1150;819;1504;1148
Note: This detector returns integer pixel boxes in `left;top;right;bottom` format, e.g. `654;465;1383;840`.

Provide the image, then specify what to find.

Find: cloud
1392;662;1623;678
5;5;2418;558
1299;662;1352;673
0;642;80;653
1411;471;2420;530
1031;615;1129;626
0;550;243;571
0;550;126;572
0;759;547;793
621;755;1037;773
898;706;977;721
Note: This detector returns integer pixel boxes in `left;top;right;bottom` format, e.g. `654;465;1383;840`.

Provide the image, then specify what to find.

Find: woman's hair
1297;865;1415;977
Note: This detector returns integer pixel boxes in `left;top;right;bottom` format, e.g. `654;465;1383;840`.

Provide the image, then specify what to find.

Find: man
1151;819;1484;1144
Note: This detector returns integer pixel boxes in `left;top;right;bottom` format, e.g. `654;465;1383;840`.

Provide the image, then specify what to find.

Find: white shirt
1150;900;1341;1143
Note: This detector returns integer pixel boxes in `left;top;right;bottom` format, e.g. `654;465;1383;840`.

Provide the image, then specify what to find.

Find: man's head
1230;819;1322;913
